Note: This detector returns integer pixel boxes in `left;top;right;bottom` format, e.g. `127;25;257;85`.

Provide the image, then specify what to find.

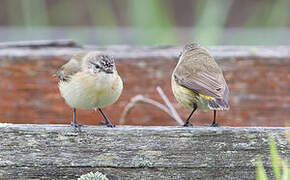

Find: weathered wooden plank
0;40;290;59
0;124;289;179
0;39;81;48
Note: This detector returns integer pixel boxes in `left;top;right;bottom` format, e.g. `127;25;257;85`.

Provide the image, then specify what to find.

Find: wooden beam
0;124;289;179
0;40;290;60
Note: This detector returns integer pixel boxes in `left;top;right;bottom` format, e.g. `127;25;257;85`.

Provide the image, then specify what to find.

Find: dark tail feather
208;99;230;110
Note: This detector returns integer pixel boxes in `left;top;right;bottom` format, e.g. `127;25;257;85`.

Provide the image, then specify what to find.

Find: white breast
58;72;123;110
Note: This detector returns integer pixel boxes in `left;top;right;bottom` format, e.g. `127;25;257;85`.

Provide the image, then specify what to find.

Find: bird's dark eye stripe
101;60;114;67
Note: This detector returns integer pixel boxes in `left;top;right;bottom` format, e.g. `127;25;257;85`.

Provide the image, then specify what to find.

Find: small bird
56;51;123;131
171;43;229;127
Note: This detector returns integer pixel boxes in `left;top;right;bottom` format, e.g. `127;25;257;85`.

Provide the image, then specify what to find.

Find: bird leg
183;104;197;127
98;108;115;127
210;110;219;127
70;108;82;132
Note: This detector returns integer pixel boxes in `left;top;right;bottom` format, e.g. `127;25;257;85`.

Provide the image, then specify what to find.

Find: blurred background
0;0;289;127
0;0;289;46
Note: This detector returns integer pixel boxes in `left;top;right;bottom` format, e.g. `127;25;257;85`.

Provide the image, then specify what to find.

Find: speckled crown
183;43;201;53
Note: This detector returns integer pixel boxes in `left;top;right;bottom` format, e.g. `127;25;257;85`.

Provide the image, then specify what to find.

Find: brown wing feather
56;52;87;81
174;47;228;100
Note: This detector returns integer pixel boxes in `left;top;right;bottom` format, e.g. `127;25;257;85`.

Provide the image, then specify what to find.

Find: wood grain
0;124;289;179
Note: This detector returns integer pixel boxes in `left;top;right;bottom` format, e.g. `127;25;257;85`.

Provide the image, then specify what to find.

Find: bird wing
174;49;228;100
56;52;87;81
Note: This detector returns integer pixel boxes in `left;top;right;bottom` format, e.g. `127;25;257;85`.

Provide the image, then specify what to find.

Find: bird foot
210;122;219;127
183;121;193;127
100;121;115;128
70;121;82;132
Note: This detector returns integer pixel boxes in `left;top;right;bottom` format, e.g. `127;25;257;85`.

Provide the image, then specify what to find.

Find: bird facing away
56;51;123;130
171;43;229;127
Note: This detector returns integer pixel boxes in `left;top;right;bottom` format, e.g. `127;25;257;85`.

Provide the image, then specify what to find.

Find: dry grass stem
119;87;182;125
156;86;183;125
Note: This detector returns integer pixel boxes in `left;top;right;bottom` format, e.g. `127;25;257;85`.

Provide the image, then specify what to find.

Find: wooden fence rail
0;124;289;179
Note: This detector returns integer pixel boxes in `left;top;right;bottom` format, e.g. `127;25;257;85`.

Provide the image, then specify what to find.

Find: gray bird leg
211;110;219;127
70;108;82;132
98;108;115;128
183;104;197;127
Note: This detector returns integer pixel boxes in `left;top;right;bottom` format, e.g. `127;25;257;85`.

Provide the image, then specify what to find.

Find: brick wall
0;45;289;127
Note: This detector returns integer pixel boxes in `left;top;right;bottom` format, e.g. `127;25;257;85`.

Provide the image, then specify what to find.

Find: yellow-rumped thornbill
56;51;123;131
171;43;229;127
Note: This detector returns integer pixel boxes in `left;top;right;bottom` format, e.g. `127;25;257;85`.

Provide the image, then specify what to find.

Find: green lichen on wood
132;155;153;167
95;153;120;166
78;171;108;180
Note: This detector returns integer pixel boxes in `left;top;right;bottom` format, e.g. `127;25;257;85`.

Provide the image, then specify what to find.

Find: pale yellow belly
58;72;123;110
171;76;209;111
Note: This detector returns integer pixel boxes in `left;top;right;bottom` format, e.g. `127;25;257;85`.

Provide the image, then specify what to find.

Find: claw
100;121;115;128
183;121;193;127
210;122;219;127
98;108;115;128
70;121;82;132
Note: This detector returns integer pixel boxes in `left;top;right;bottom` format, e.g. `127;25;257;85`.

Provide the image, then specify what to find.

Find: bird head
182;43;201;54
85;52;115;74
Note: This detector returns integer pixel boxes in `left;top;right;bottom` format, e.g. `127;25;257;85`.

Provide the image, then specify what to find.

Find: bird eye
95;64;100;69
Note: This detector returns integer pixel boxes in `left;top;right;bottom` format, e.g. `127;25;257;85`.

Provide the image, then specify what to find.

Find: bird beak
52;71;60;79
105;69;114;74
178;52;182;59
54;71;61;79
54;70;68;81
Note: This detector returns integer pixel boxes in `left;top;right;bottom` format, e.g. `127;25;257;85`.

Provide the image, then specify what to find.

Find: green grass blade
256;157;268;180
269;136;281;180
281;160;289;180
